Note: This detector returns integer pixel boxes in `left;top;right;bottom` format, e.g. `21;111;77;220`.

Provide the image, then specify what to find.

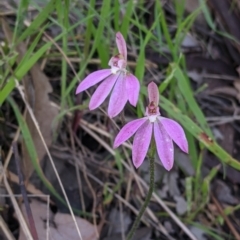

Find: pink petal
76;69;112;94
159;117;188;153
126;74;140;106
154;120;174;171
132;120;153;168
108;73;128;118
116;32;127;61
89;73;119;110
113;118;148;148
148;81;159;106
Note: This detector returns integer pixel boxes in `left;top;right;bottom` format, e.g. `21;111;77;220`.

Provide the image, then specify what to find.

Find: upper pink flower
76;32;140;118
113;82;188;171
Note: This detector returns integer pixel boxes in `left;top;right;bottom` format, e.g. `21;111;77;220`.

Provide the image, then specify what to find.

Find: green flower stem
126;147;155;240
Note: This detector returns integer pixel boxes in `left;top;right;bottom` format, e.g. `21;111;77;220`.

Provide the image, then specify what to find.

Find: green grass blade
171;63;213;137
135;14;159;82
13;0;30;44
199;0;216;30
96;0;111;68
17;28;45;69
0;18;90;105
156;1;174;57
185;177;193;213
56;0;69;108
173;9;200;56
83;0;96;57
120;0;134;38
113;0;120;31
186;132;198;169
17;0;56;43
174;0;185;27
159;66;175;94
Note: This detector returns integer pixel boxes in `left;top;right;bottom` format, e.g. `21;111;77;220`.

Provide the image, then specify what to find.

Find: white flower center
111;66;119;74
109;55;127;75
149;115;158;123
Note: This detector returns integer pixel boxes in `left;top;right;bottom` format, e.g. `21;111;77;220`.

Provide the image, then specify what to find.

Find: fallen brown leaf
19;200;98;240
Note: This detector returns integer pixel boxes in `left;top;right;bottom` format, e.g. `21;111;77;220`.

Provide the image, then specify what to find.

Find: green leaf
171;63;213;137
120;0;134;38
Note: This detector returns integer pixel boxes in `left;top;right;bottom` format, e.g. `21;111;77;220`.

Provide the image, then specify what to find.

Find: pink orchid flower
76;32;140;118
113;82;188;170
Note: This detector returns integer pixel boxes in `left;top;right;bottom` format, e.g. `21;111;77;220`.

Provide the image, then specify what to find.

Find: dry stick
78;151;99;238
0;128;20;183
7;171;52;204
12;142;38;240
211;194;240;240
0;148;15;240
0;215;15;240
14;81;83;240
118;188;126;240
2;170;33;240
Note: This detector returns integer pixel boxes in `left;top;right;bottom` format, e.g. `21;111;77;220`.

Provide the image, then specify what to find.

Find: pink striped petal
132;120;153;168
76;69;112;94
159;117;188;153
89;73;119;110
116;32;127;61
126;74;140;106
113;118;148;148
148;82;159;106
108;73;128;118
154;120;174;171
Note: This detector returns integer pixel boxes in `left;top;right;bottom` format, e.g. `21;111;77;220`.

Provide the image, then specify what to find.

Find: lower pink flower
113;82;188;170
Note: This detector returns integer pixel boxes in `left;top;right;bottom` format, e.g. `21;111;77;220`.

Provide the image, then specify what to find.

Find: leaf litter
1;0;240;239
18;199;98;240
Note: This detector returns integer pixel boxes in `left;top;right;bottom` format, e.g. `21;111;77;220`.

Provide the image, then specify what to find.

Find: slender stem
126;150;155;240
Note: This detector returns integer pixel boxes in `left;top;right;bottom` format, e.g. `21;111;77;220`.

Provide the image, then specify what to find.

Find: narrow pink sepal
113;118;147;148
116;32;127;61
132;120;153;168
154;120;174;171
89;73;119;110
125;74;140;106
148;81;159;106
108;73;128;118
75;69;112;94
159;117;188;153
